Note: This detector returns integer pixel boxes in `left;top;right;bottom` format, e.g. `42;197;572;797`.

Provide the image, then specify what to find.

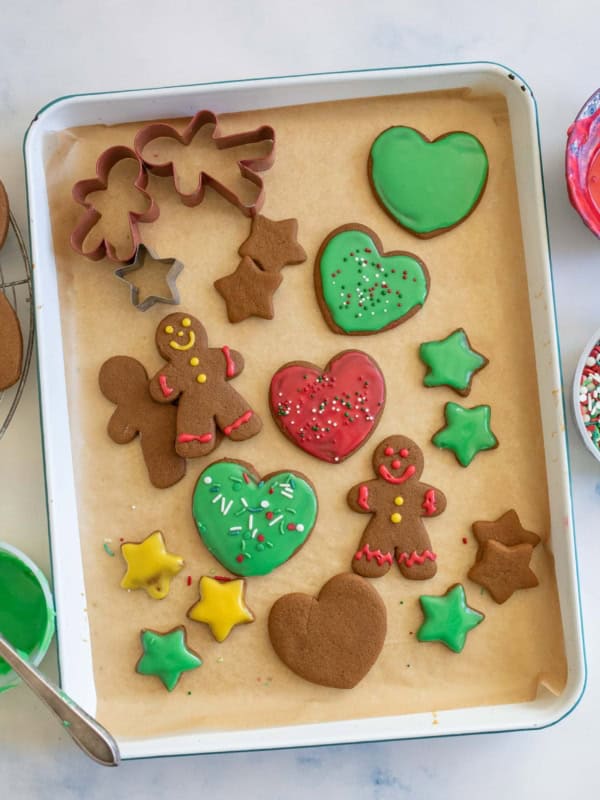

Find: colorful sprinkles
578;340;600;448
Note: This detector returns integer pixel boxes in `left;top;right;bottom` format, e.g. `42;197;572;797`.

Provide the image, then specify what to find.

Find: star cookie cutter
114;244;183;312
133;110;275;216
70;146;160;265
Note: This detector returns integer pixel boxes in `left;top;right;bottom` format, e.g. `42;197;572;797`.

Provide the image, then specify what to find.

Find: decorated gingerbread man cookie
149;313;262;458
348;435;446;580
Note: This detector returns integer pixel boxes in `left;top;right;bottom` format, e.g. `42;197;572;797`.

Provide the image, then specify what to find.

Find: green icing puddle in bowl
0;544;55;691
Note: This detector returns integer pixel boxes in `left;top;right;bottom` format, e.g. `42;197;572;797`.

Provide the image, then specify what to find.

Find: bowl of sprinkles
573;328;600;461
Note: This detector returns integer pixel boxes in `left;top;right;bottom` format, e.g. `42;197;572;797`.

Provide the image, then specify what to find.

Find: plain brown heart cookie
268;572;386;689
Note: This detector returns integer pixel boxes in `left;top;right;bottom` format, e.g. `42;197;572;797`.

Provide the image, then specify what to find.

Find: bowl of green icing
0;542;55;692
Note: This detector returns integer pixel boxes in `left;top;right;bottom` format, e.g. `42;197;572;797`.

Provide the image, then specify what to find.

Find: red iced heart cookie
268;573;387;689
269;350;386;463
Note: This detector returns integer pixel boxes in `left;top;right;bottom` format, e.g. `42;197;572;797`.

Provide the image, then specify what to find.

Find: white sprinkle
584;414;591;422
203;476;213;485
211;493;222;504
248;514;254;530
269;514;284;527
221;498;233;516
260;500;269;508
296;524;305;533
586;356;596;366
241;497;248;508
230;526;242;532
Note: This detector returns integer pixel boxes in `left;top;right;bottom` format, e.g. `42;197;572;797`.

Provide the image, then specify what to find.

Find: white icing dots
260;500;270;508
203;476;213;485
296;524;305;533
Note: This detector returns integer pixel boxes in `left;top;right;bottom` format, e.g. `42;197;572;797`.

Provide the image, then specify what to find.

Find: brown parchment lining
42;89;567;740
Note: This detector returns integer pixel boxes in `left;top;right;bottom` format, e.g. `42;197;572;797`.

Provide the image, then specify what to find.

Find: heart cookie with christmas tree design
315;224;429;335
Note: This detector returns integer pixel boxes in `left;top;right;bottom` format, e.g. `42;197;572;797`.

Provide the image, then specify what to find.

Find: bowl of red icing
566;88;600;237
0;542;55;692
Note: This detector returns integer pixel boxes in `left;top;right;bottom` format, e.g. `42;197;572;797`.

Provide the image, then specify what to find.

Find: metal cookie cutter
114;244;183;312
70;146;159;265
133;110;275;216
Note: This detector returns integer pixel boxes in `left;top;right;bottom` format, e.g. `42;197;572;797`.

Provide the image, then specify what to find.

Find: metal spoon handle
0;633;120;766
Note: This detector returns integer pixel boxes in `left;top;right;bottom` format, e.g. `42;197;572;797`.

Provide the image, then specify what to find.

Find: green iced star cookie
432;401;498;466
136;626;202;691
419;328;487;396
417;584;484;653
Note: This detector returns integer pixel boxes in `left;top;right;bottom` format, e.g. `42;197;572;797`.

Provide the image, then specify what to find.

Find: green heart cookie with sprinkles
369;127;488;237
315;224;430;335
192;459;318;576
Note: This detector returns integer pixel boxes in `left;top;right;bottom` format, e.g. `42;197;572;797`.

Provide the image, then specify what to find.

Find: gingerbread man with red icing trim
149;313;262;458
348;435;446;580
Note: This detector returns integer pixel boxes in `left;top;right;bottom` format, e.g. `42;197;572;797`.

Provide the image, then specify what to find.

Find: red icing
358;484;370;511
566;95;600;236
221;345;236;377
354;543;393;566
177;432;213;443
378;463;416;484
422;489;437;516
384;446;394;456
265;511;274;520
399;448;409;458
391;459;401;469
159;374;173;397
224;410;253;436
397;549;436;567
269;350;385;463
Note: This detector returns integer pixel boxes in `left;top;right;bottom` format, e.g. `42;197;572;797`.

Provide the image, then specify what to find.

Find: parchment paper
42;89;567;739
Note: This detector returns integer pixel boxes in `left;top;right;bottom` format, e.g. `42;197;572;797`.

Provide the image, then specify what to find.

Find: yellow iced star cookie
120;530;184;599
187;576;254;642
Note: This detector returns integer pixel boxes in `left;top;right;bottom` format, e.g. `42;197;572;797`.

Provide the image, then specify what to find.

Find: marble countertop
1;1;599;796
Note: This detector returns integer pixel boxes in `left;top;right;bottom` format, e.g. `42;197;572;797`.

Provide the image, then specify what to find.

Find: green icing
432;402;498;467
0;551;50;676
419;329;487;393
318;227;428;334
192;461;318;576
417;584;484;653
136;628;202;691
370;127;488;235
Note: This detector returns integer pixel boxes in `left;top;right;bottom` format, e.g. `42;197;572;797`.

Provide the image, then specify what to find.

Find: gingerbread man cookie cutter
113;244;183;312
133;110;275;216
70;146;159;265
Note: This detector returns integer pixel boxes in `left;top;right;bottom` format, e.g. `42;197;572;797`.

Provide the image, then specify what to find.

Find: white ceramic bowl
0;542;55;692
573;326;600;464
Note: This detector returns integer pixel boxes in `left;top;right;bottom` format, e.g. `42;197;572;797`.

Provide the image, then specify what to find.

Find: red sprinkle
265;511;274;520
187;575;192;586
257;534;265;542
462;537;468;544
287;523;296;531
235;555;244;563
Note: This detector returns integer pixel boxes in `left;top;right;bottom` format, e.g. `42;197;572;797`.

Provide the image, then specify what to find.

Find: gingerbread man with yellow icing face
348;435;446;580
149;313;262;458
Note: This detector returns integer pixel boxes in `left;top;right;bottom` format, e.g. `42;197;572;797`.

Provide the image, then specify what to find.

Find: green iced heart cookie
192;460;318;576
369;126;488;237
316;224;429;335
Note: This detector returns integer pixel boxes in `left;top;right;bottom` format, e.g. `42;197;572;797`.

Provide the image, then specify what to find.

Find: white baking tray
23;62;586;760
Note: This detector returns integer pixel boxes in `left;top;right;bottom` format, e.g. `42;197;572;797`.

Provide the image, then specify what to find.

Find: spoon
0;633;120;766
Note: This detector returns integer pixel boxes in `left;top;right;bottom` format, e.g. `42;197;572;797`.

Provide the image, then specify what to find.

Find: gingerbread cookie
269;350;385;463
0;293;23;391
214;256;282;323
238;214;307;273
419;328;488;396
0;180;9;251
417;584;484;653
192;459;318;576
149;313;262;458
348;435;446;580
472;509;541;559
315;224;429;336
188;575;255;641
268;573;386;689
99;356;186;489
368;126;489;237
468;540;538;604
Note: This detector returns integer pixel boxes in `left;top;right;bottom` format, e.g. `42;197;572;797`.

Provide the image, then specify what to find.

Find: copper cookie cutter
114;244;183;312
133;110;275;216
70;146;159;265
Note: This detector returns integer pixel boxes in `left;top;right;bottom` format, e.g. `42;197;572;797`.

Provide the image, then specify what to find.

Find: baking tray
23;62;585;759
